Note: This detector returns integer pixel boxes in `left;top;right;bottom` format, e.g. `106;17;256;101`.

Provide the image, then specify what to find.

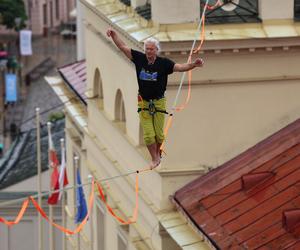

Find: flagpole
88;174;94;250
74;156;80;250
47;122;55;250
60;138;66;250
36;107;44;250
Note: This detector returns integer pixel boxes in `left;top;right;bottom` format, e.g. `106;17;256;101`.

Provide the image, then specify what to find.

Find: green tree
0;0;27;31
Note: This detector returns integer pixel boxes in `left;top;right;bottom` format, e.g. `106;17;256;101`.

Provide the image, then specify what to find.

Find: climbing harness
137;95;168;117
137;99;168;116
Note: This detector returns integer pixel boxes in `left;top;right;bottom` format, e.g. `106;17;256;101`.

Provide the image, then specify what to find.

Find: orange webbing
29;179;95;235
96;174;139;225
0;198;30;226
175;55;193;113
161;7;208;151
193;15;206;54
206;0;222;10
176;15;205;113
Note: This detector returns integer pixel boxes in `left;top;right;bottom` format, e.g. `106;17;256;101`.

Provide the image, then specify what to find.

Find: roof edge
171;195;219;250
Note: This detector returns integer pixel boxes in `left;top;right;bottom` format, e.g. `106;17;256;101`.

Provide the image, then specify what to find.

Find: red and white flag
47;123;68;205
47;123;59;205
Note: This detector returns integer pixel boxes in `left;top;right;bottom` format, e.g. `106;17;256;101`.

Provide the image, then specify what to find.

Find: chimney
283;209;300;234
241;172;274;190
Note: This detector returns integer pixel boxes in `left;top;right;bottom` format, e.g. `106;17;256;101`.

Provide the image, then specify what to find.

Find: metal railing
201;0;261;24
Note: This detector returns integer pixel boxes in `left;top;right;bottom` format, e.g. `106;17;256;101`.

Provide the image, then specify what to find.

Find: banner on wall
20;30;32;56
5;73;17;102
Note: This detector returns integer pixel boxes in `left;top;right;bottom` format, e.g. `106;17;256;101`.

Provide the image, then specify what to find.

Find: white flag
58;145;68;200
20;30;32;56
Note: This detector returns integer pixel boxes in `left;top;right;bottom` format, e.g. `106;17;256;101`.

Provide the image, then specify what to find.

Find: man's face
145;42;158;61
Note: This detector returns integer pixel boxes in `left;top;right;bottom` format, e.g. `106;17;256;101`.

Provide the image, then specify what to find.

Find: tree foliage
0;0;27;31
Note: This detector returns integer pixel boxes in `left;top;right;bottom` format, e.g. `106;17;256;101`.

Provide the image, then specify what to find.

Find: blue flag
75;168;88;224
5;73;17;102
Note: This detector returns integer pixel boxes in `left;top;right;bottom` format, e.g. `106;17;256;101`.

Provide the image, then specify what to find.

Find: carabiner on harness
148;100;156;116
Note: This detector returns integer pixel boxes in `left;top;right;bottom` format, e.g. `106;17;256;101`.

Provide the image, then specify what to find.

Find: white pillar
151;0;200;24
259;0;294;20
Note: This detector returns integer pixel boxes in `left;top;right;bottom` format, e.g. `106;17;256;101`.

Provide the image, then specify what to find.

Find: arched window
93;68;104;108
115;89;126;122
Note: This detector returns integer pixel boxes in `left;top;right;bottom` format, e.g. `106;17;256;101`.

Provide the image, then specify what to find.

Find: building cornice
81;0;300;55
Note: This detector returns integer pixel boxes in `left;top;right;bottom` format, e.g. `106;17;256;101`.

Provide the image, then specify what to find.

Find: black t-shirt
131;49;175;100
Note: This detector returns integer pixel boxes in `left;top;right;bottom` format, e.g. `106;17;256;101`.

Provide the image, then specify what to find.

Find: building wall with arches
85;25;141;146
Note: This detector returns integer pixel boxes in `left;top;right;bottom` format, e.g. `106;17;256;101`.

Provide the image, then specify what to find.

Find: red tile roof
174;118;300;250
58;60;87;105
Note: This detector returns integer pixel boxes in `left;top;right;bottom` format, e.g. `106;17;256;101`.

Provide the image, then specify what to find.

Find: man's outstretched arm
107;28;132;60
173;58;204;72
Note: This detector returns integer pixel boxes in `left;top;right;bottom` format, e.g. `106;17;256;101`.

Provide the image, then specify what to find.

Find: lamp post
0;59;6;154
14;17;22;100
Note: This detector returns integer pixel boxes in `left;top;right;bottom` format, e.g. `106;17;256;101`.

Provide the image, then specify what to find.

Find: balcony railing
119;0;131;7
201;0;261;24
135;3;151;20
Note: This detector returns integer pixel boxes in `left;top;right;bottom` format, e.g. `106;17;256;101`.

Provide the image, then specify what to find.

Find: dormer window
201;0;261;24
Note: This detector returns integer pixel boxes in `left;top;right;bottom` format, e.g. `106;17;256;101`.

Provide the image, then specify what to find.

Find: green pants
138;97;166;145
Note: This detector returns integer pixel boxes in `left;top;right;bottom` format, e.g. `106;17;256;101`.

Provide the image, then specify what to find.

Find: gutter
171;195;220;250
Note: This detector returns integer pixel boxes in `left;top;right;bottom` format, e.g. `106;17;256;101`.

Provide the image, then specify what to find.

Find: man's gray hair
144;37;161;53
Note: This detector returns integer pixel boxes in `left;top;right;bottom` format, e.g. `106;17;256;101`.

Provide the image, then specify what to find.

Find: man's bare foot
150;158;161;170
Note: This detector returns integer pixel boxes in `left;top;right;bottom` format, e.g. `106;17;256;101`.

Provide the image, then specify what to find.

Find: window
50;1;53;27
201;0;261;24
43;4;47;25
117;228;128;250
96;201;105;250
115;90;126;122
93;68;104;108
56;0;60;20
115;89;126;132
295;0;300;20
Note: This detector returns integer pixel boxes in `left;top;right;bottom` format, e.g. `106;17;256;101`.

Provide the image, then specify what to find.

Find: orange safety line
160;5;210;153
29;180;95;235
0;169;152;231
176;15;205;113
193;15;206;54
0;180;95;235
29;179;95;235
96;174;139;225
175;55;193;112
0;198;30;226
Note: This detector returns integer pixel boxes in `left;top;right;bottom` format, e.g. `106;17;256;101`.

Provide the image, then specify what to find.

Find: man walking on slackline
107;28;204;169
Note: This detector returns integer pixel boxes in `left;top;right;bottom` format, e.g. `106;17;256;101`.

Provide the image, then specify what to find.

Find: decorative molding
167;74;300;87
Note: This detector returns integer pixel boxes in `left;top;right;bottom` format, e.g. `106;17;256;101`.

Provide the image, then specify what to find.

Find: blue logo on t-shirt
139;69;158;81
